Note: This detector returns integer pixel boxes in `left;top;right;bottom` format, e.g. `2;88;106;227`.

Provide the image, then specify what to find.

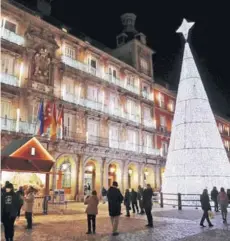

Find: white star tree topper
176;19;194;40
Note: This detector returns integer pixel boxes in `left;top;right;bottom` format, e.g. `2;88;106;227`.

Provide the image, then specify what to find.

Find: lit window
168;100;175;112
160;115;166;127
1;99;12;118
224;140;230;151
64;44;75;59
158;93;165;108
218;123;223;133
109;125;119;148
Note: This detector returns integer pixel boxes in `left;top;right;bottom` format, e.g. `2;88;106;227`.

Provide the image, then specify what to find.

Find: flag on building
57;104;64;139
37;99;44;135
44;101;53;135
50;102;57;140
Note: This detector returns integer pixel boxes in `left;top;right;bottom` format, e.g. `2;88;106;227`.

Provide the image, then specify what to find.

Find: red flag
57;104;64;139
50;102;57;140
44;101;53;134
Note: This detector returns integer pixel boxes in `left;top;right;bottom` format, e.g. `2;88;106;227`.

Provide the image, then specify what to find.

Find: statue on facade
33;48;51;83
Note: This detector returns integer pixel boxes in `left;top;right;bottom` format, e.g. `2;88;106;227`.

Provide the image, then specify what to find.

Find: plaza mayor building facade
1;0;230;200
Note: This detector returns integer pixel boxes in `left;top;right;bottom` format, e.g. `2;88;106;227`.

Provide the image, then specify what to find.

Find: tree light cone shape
162;20;230;202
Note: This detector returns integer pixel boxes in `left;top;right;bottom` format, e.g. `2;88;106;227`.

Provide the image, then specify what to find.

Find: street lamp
110;167;116;173
128;169;133;175
144;169;149;176
87;165;94;172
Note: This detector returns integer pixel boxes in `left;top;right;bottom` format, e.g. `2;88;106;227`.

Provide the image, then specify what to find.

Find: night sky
19;0;230;117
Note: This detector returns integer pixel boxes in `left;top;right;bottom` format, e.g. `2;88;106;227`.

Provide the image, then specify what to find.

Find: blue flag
37;99;44;135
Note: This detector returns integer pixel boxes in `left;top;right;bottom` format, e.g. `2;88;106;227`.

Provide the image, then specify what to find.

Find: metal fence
155;192;230;210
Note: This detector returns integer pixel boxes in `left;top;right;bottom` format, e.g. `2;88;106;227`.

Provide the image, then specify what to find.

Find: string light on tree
162;19;230;204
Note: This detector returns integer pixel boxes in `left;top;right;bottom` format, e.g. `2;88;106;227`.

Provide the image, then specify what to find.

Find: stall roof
1;137;55;173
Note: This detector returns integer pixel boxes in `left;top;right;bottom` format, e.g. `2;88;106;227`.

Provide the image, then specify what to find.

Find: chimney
121;13;138;34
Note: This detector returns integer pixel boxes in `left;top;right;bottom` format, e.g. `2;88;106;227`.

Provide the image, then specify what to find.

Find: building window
64;113;73;138
140;57;148;73
127;129;138;151
87;86;98;102
158;93;165;108
31;101;40;123
1;53;14;74
109;125;119;148
1;19;17;33
64;77;74;94
168;100;175;112
64;44;75;59
160;115;166;128
108;67;117;79
224;140;230;151
110;93;119;113
60;160;71;188
127;75;135;87
161;142;168;156
218;123;223;133
224;125;230;136
127;99;139;120
87;119;99;144
1;99;12;118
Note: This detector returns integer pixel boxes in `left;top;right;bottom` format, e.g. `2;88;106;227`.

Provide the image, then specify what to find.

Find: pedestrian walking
217;187;229;223
24;186;35;230
211;187;219;212
101;187;107;204
84;190;99;234
137;185;144;214
131;188;139;213
1;182;20;241
124;189;131;217
107;181;123;236
200;189;214;228
16;187;24;218
143;184;153;228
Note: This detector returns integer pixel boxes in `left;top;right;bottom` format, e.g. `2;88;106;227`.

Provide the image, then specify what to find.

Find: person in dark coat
200;189;213;227
137;185;144;214
211;187;219;212
1;183;20;241
143;184;153;228
101;187;107;204
16;187;24;218
131;188;139;213
107;181;123;236
124;189;131;217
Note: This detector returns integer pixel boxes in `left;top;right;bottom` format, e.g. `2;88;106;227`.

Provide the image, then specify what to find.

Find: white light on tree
162;19;230;204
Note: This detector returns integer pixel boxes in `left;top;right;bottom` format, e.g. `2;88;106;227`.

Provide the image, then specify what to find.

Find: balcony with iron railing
143;119;156;129
62;92;140;124
0;72;20;87
62;55;140;95
0;28;25;46
1;117;36;134
142;91;154;101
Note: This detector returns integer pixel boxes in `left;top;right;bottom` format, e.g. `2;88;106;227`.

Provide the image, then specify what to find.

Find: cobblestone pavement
1;203;230;241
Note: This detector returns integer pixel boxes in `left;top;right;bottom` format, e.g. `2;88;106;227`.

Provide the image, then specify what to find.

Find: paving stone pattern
1;203;230;241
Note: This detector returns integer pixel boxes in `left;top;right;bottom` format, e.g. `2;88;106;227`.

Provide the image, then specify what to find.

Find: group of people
200;186;229;227
1;181;35;241
84;182;154;236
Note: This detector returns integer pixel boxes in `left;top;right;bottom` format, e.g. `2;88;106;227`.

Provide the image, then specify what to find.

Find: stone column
103;161;109;190
76;154;84;201
155;165;161;190
100;157;106;197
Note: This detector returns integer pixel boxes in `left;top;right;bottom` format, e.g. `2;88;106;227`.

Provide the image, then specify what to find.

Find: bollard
160;192;164;208
178;193;182;210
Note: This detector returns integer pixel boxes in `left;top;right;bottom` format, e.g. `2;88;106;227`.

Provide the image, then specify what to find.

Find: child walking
84;190;99;234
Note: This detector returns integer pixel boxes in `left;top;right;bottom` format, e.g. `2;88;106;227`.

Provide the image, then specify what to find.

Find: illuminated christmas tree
162;19;230;202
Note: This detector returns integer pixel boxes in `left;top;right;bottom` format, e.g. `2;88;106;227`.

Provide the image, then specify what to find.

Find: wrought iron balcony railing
0;73;20;87
0;28;24;46
62;55;140;95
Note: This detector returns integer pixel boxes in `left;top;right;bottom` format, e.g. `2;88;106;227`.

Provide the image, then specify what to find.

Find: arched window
60;160;71;188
